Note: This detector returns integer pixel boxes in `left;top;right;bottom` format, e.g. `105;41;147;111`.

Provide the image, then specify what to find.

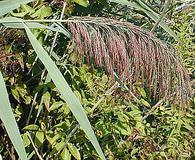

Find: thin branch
65;124;80;143
175;1;195;13
27;132;44;160
142;92;176;121
26;92;38;125
151;0;172;32
88;82;119;115
49;2;67;55
114;73;142;105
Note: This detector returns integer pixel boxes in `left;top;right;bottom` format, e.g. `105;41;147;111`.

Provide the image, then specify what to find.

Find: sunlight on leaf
0;0;34;16
0;71;28;160
109;0;179;40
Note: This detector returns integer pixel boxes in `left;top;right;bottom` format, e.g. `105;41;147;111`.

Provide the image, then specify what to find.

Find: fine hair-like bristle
66;16;191;106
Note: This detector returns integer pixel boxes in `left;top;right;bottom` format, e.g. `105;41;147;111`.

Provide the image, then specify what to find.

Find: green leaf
0;0;34;16
72;0;89;7
109;0;179;40
67;143;81;160
131;148;139;156
21;133;31;147
24;96;31;105
35;131;44;147
0;17;71;38
74;90;82;101
49;101;64;111
138;87;147;98
42;91;51;110
23;24;106;160
128;110;141;117
52;141;66;154
54;121;68;130
23;124;39;131
101;75;108;84
11;88;20;102
21;4;35;13
11;11;29;17
140;98;150;107
31;5;52;19
47;134;61;145
63;104;71;115
61;147;71;160
183;124;193;131
0;71;28;160
114;123;131;136
16;86;27;97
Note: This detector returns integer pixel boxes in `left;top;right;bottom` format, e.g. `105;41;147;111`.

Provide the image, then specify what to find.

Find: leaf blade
0;17;71;38
0;0;34;16
0;71;28;160
23;24;106;160
109;0;179;40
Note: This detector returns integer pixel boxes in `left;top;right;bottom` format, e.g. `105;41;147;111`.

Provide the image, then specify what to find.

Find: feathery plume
66;16;191;106
0;17;191;105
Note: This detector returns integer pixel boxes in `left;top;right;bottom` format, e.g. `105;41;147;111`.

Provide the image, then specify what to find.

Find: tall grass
0;0;192;160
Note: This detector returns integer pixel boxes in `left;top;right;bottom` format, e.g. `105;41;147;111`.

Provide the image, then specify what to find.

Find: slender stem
49;2;67;55
65;124;80;143
142;92;176;120
88;82;119;115
2;19;74;23
27;132;44;160
26;92;38;125
1;18;133;26
175;1;195;13
114;73;142;105
151;0;172;32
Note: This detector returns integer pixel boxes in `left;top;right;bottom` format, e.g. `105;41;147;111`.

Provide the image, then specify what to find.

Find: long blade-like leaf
0;0;34;16
109;0;179;40
0;71;28;160
134;0;179;41
23;24;106;160
0;17;71;37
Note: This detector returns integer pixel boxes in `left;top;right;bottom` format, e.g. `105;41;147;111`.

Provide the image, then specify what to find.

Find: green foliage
174;11;195;77
0;71;28;160
109;0;179;40
0;0;34;16
0;0;194;160
63;65;195;159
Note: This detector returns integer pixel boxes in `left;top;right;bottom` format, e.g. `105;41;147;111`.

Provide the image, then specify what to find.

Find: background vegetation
0;0;194;159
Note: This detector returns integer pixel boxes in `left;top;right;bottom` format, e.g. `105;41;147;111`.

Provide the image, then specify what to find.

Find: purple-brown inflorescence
66;16;192;106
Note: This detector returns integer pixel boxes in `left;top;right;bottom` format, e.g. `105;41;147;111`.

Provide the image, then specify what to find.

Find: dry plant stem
49;2;67;55
27;56;38;74
88;82;119;115
175;1;195;13
26;92;38;125
142;92;176;121
27;132;44;160
65;124;80;143
114;73;142;105
27;67;46;125
151;0;172;32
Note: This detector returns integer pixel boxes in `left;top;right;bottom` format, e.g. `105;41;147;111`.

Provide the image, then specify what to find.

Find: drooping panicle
66;16;191;106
